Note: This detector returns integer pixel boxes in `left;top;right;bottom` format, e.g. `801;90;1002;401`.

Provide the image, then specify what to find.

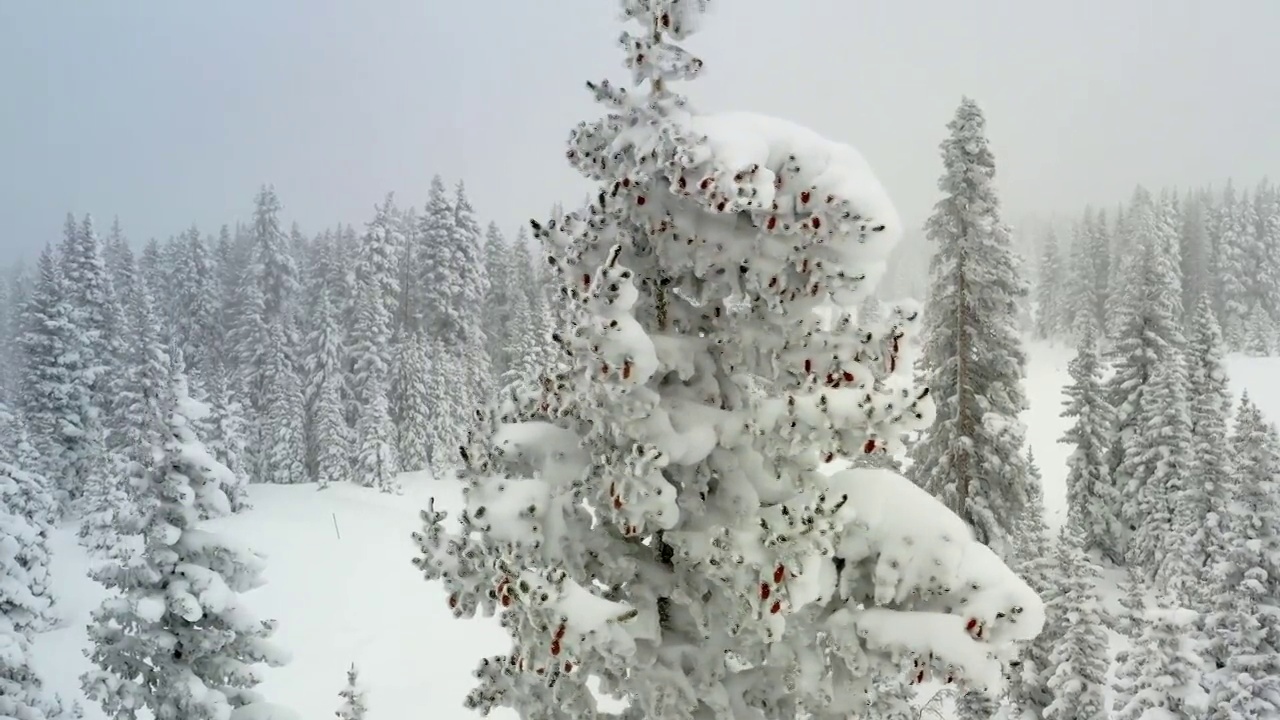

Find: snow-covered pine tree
241;186;305;483
79;262;171;553
1034;228;1064;340
0;403;63;720
0;270;21;405
1121;343;1191;576
0;616;61;720
0;406;58;529
60;215;127;501
413;5;1042;717
349;197;401;408
353;362;398;493
452;183;494;408
910;97;1031;558
138;237;173;333
483;222;517;376
424;339;467;476
17;245;77;497
1042;522;1108;720
83;371;288;720
1004;449;1055;720
173;225;223;384
256;316;307;485
1212;182;1249;348
200;367;252;510
1071;207;1111;340
392;331;431;473
1058;317;1120;561
350;200;401;492
1181;296;1234;599
304;288;352;488
1241;299;1273;355
1104;192;1185;561
1200;440;1280;718
0;413;56;637
335;663;367;720
1178;191;1211;323
1111;601;1208;720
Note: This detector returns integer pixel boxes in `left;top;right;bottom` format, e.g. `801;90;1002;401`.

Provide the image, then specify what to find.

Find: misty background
4;0;1279;264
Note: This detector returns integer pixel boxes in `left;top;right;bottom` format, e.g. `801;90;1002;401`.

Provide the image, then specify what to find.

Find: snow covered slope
28;343;1280;718
31;472;516;720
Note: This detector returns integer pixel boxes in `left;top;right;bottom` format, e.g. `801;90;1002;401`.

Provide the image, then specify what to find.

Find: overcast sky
4;0;1278;262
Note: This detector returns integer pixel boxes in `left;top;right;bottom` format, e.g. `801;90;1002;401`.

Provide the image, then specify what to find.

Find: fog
4;0;1278;259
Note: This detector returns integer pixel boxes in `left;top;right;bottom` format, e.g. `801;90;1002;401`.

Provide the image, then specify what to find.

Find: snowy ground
29;343;1280;719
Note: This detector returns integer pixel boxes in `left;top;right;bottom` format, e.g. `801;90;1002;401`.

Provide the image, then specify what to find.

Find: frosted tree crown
413;2;1043;718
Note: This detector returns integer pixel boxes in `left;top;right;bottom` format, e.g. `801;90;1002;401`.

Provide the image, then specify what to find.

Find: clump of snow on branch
412;1;1041;718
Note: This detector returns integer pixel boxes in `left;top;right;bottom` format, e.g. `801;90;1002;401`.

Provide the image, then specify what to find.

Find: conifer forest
3;2;1279;719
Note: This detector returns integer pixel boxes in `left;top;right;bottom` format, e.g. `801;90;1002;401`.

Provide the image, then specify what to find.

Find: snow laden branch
412;1;1043;718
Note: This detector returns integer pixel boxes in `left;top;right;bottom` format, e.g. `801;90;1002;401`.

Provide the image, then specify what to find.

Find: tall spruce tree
18;245;77;498
1182;296;1234;598
304;288;352;487
1034;228;1065;340
452;183;493;408
83;372;287;720
1121;345;1192;576
1104;193;1185;561
1112;602;1208;720
393;331;431;473
1043;522;1108;720
350;200;401;492
256;317;307;485
0;460;62;719
1201;408;1280;717
1059;318;1120;561
910;97;1031;557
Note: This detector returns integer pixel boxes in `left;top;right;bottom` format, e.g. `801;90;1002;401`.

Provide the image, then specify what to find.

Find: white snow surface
27;346;1280;719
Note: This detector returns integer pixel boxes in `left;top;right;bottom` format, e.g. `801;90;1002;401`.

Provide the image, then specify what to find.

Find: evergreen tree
83;373;287;720
350;200;401;492
911;97;1031;558
52;216;113;506
201;367;251;510
1112;602;1208;720
483;222;516;376
1034;229;1064;340
335;663;367;720
305;289;352;489
1213;183;1249;347
1201;437;1280;719
452;183;493;407
413;6;1039;717
353;364;398;493
393;331;431;473
1179;191;1211;322
349;197;401;409
1104;193;1185;561
1005;449;1054;720
424;340;467;477
1043;522;1108;720
1121;345;1192;575
1058;318;1120;560
240;186;304;483
172;225;223;383
17;245;77;497
0;615;61;720
256;317;307;485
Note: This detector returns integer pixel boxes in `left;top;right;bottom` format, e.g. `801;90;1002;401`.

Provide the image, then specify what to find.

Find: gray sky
4;0;1278;262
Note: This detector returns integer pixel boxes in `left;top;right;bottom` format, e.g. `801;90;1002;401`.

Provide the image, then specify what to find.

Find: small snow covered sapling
412;1;1043;718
